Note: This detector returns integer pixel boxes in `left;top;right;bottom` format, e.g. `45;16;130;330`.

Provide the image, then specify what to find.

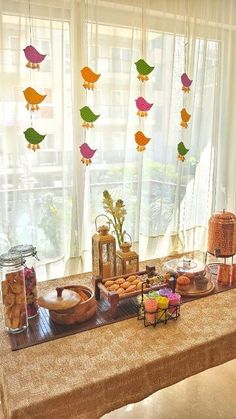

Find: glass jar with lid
0;252;28;333
9;245;39;318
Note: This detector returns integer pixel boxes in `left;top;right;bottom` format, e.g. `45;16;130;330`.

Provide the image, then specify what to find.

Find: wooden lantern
116;234;139;276
92;215;116;279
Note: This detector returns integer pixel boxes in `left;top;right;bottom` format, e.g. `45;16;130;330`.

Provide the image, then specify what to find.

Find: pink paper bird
80;143;97;165
135;97;153;117
23;45;47;70
181;73;192;93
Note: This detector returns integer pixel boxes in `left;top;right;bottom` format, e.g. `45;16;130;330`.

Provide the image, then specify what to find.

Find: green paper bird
177;141;189;162
135;59;154;81
23;127;46;151
80;106;100;128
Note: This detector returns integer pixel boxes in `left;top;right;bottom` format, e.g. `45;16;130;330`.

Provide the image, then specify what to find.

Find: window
111;47;131;73
0;13;73;261
87;22;219;248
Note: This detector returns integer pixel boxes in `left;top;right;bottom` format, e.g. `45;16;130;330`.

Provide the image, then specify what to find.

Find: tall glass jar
9;245;39;318
0;252;28;333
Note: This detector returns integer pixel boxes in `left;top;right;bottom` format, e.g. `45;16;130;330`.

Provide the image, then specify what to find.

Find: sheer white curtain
0;0;73;278
75;0;236;271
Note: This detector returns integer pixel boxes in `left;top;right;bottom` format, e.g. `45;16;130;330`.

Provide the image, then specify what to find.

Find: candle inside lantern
126;262;135;274
103;262;111;279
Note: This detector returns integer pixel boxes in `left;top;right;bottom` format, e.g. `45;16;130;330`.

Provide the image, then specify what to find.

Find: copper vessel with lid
207;210;236;257
38;285;96;325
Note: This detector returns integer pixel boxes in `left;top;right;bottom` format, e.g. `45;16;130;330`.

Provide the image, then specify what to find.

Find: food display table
0;252;236;419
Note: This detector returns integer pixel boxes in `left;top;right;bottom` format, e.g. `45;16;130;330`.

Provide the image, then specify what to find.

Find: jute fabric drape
0;254;235;419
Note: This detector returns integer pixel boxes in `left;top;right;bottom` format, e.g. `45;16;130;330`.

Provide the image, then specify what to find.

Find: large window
86;22;218;257
0;0;225;274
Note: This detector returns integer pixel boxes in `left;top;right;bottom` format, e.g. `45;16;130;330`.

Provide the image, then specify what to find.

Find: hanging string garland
81;67;101;90
135;59;154;82
135;131;151;152
80;142;97;165
79;0;100;164
23;87;47;112
177;141;189;162
181;72;192;93
180;107;191;128
23;45;46;70
135;96;153;117
178;2;192;162
22;0;47;151
133;3;153;152
24;127;46;151
80;106;100;129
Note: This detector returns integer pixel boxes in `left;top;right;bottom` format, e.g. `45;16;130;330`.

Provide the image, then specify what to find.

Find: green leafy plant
102;190;127;248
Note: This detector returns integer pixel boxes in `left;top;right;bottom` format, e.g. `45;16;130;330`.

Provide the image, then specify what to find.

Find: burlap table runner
0;252;236;419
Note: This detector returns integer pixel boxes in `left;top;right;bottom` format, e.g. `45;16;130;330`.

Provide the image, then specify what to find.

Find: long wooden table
0;254;236;419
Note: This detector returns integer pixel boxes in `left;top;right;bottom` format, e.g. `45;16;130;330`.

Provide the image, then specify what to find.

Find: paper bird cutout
81;67;101;90
24;127;46;151
80;142;97;165
135;131;151;151
80;106;100;128
177;141;189;162
23;87;47;112
135;59;154;82
23;45;46;70
135;97;153;117
180;108;191;128
181;73;192;93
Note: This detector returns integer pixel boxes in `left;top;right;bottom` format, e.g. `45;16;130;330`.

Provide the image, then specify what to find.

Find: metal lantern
92;215;116;279
116;233;139;276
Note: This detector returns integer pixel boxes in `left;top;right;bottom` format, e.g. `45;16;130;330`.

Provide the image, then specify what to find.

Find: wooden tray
7;264;236;351
93;265;172;317
176;280;215;297
8;296;140;351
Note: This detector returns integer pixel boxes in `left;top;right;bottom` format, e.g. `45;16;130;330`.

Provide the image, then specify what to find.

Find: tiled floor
103;359;236;419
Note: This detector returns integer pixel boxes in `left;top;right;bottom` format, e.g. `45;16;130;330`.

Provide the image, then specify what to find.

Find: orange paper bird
81;67;101;90
23;87;47;111
134;131;151;151
180;108;191;128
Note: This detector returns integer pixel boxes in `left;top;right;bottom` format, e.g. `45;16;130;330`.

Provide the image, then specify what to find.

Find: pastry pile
104;275;147;296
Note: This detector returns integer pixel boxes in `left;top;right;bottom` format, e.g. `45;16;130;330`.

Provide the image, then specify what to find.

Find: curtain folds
0;0;73;279
78;0;236;269
0;0;236;278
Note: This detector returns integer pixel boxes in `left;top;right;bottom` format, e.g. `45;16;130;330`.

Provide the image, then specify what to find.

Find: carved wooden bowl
39;285;96;325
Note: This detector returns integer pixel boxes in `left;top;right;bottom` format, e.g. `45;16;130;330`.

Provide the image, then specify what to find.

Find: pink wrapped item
168;293;181;314
144;299;157;324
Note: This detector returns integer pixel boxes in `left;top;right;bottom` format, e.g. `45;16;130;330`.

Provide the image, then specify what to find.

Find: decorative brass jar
207;210;236;257
92;215;116;279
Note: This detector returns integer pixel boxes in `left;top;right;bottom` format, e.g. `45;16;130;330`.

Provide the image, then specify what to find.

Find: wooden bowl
49;285;96;325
